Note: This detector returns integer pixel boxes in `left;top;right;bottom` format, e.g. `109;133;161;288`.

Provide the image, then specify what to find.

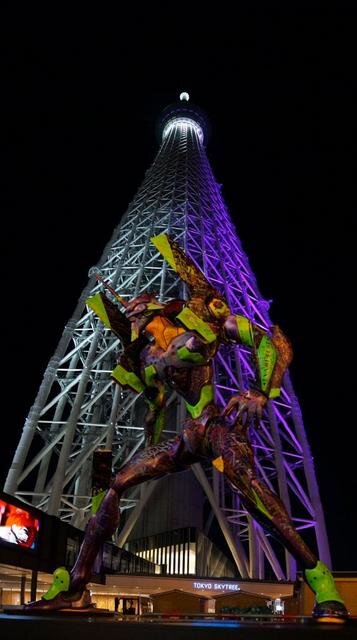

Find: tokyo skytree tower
4;94;330;580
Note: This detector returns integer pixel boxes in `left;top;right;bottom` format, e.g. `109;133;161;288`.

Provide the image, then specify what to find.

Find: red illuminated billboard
0;499;40;550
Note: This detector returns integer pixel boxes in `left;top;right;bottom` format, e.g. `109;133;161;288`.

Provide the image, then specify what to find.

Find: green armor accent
131;325;139;341
236;315;254;347
304;561;345;605
153;410;165;444
257;335;277;394
251;488;273;520
86;293;111;329
177;345;205;363
147;302;165;310
186;384;214;418
151;234;176;270
42;566;70;601
144;364;157;387
112;364;144;393
177;307;216;343
92;489;106;514
269;387;280;399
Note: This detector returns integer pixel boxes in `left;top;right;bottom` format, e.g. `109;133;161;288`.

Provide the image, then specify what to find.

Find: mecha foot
313;600;349;624
305;560;349;623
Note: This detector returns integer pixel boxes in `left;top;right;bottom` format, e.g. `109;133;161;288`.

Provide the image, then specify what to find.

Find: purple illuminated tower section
5;94;330;580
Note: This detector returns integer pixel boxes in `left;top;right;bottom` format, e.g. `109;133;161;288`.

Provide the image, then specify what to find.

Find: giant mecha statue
27;234;348;622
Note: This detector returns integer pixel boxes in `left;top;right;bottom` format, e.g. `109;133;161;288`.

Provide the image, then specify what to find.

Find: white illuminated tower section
4;94;330;580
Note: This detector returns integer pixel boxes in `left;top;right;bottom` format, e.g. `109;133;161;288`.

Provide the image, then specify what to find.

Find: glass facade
101;542;159;575
126;527;236;578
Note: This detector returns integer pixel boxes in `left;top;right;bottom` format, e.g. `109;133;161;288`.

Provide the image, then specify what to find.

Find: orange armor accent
145;316;185;350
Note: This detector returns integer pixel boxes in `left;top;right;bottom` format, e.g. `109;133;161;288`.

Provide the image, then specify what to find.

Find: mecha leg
27;434;198;609
209;424;348;621
220;430;317;566
71;434;195;590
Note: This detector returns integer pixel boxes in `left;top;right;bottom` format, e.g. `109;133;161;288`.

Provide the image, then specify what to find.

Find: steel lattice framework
4;98;330;580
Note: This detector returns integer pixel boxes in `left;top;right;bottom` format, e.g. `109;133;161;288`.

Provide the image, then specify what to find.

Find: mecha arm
222;315;293;423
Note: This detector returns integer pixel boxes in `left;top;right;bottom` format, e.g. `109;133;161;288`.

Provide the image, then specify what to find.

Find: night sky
2;8;356;571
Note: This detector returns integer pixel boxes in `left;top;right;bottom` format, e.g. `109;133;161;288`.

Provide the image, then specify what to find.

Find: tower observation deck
4;94;330;580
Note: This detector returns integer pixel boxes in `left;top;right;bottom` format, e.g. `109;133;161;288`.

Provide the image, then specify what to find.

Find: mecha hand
221;389;267;426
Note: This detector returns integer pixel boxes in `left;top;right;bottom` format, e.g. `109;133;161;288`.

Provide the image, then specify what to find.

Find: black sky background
2;7;356;570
